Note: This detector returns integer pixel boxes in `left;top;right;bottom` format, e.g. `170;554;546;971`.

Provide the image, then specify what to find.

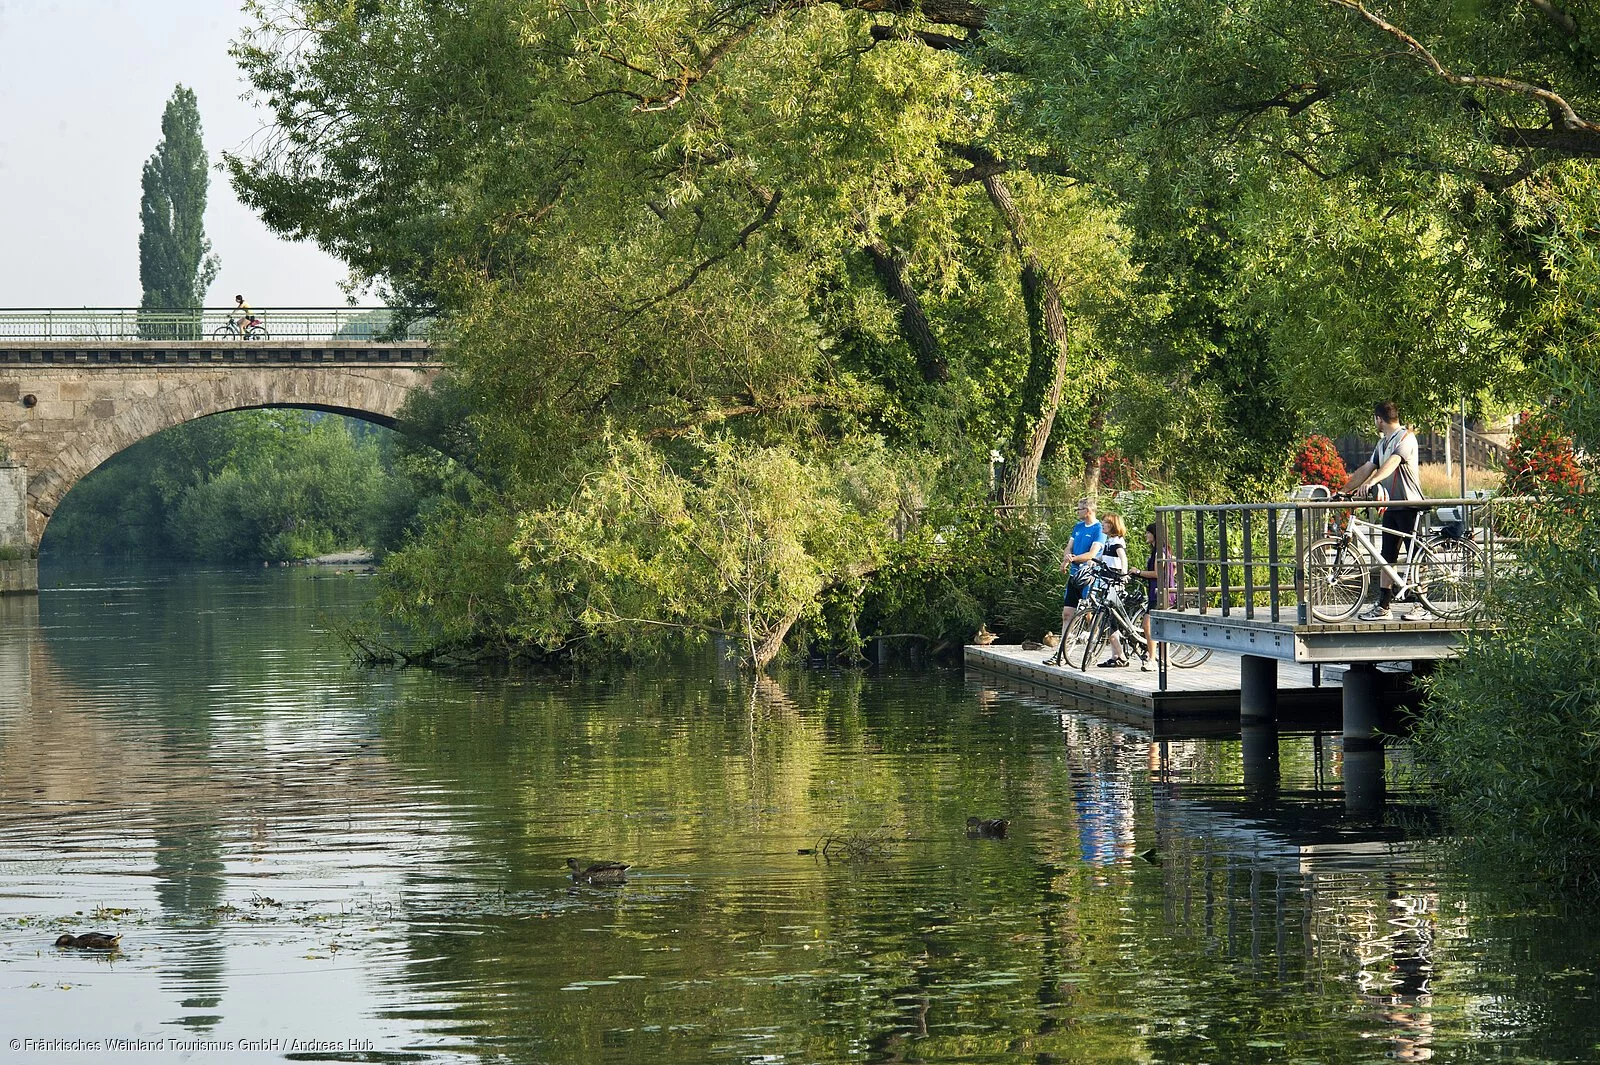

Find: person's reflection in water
1361;888;1436;1062
153;819;229;1032
1070;732;1136;866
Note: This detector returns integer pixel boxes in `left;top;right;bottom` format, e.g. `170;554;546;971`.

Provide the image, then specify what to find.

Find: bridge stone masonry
0;320;441;591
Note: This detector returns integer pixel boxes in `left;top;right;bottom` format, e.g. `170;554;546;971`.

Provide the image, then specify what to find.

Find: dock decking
965;643;1345;731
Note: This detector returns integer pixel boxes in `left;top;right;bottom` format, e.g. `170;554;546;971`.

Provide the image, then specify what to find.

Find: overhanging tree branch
863;238;949;383
642;393;855;437
838;0;986;30
634;187;783;310
1327;0;1600;153
868;23;969;50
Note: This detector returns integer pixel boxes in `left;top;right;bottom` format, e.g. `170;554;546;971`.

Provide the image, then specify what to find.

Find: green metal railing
0;308;431;342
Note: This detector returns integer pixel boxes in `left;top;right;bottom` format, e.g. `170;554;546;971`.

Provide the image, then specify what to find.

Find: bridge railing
0;308;431;342
1154;497;1517;627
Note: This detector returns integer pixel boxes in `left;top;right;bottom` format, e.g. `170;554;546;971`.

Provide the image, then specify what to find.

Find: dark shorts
1381;506;1419;565
1063;578;1089;608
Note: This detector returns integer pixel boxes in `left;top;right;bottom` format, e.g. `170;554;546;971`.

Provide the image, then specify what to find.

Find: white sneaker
1358;604;1391;621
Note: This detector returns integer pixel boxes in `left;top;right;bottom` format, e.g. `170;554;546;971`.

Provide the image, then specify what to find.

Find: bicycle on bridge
1304;499;1487;622
212;316;269;341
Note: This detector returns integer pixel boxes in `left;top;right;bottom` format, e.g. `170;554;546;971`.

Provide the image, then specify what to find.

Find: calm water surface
1;565;1599;1063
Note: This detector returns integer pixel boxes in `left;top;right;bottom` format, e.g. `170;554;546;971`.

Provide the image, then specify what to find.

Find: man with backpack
1337;400;1423;620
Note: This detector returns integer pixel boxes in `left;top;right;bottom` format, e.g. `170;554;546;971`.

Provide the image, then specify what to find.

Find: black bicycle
1069;563;1211;671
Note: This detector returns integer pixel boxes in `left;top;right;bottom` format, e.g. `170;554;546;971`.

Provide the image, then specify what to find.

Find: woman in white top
1099;514;1132;667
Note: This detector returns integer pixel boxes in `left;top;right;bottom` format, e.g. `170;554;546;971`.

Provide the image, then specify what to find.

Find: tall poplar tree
139;85;219;339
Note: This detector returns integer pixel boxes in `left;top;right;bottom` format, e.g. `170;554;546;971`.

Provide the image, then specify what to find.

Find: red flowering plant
1505;409;1585;495
1097;450;1145;491
1292;435;1347;489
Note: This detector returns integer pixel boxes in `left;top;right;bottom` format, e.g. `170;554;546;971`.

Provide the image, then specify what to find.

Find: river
1;564;1598;1063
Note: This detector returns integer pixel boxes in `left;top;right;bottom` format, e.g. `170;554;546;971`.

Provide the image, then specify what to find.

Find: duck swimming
567;858;630;884
55;932;121;950
966;817;1010;839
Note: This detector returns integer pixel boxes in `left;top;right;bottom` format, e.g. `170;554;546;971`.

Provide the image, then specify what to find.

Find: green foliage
984;0;1554;470
138;85;219;335
44;411;403;562
850;510;1048;651
848;487;1186;649
360;433;907;669
365;500;527;662
508;434;903;668
222;0;1600;669
172;415;387;560
1417;492;1600;892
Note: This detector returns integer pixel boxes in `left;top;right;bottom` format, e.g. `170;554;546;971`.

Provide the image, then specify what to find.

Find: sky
0;0;352;309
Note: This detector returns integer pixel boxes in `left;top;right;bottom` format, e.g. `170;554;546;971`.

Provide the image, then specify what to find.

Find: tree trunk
865;239;949;384
981;174;1073;506
751;605;806;672
1082;404;1105;495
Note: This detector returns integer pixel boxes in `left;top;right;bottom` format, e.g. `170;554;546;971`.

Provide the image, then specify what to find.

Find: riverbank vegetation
220;3;1597;671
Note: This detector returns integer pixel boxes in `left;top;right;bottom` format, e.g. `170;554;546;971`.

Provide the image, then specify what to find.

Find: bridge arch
0;342;439;562
30;369;423;532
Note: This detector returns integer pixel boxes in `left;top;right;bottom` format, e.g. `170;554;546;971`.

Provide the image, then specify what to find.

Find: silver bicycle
1304;505;1486;622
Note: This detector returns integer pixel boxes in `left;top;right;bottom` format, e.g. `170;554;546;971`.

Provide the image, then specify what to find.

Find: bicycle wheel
244;324;270;340
1167;643;1212;668
1414;538;1485;621
211;324;236;339
1304;536;1369;622
1077;610;1115;671
1055;610;1094;663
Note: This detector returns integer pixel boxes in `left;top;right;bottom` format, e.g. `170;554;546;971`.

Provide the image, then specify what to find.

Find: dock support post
1341;663;1382;743
1240;654;1278;724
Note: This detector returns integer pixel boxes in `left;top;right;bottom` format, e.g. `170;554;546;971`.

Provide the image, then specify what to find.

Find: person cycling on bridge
234;295;263;334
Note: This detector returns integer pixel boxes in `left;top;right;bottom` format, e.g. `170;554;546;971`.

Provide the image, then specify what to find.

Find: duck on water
55;932;122;950
567;858;630;884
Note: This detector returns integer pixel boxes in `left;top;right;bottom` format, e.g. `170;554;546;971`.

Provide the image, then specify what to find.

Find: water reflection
0;567;1597;1062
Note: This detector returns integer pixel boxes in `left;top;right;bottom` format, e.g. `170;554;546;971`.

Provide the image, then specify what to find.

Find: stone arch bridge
0;310;440;591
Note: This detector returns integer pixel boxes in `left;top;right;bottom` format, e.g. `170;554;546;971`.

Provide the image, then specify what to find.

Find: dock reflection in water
0;566;1595;1063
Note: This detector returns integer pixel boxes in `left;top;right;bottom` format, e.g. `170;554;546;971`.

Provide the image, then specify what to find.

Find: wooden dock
965;643;1345;732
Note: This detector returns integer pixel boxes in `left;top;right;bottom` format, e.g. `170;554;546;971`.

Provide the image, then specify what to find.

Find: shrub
1417;490;1600;892
846;507;1053;653
1505;409;1584;495
1292;434;1347;488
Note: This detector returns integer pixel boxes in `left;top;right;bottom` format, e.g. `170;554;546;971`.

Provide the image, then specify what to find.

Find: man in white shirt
1338;400;1422;620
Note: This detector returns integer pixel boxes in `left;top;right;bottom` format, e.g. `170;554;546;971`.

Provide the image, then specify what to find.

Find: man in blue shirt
1046;497;1105;665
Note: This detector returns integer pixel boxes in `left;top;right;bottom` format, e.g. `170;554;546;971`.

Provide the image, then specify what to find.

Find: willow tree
138;85;219;339
221;0;1149;664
